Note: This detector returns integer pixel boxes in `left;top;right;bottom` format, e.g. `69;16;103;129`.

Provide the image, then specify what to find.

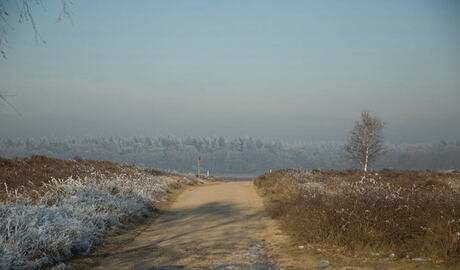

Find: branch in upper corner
0;0;73;59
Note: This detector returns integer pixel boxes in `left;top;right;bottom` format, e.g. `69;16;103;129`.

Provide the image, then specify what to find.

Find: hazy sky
0;0;459;143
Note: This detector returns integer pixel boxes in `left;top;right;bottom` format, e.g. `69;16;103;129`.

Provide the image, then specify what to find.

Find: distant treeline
0;136;459;173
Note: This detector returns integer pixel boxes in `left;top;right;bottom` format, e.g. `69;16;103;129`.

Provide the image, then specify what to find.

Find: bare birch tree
345;111;385;172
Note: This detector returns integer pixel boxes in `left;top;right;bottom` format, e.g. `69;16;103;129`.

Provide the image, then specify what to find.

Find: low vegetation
0;155;210;269
255;169;460;264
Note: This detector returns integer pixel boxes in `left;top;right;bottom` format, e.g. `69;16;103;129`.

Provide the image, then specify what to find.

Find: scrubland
0;155;209;269
255;169;460;265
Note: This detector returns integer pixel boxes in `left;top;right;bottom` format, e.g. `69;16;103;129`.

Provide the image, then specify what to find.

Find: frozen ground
0;167;207;269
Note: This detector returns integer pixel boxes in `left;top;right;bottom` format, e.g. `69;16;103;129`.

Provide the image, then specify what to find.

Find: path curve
93;181;275;269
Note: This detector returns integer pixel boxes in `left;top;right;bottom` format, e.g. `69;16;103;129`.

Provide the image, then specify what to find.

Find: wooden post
196;156;201;176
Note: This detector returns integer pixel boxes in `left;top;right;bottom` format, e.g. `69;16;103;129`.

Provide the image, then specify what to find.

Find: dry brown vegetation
0;155;172;202
0;155;167;187
255;169;460;265
0;155;213;269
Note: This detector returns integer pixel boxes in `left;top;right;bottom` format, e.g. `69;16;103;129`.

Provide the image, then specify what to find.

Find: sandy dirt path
72;181;425;270
92;181;275;270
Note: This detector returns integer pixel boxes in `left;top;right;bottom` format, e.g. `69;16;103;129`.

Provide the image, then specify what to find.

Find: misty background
1;1;459;172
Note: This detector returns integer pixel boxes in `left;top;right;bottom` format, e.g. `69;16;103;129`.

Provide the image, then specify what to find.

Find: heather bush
0;165;207;269
255;169;460;262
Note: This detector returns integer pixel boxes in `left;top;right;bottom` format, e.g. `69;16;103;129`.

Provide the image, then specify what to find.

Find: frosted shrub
0;170;206;269
255;169;460;262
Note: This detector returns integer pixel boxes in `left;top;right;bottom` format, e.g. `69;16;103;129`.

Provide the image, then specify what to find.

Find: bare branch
0;93;22;116
0;0;73;58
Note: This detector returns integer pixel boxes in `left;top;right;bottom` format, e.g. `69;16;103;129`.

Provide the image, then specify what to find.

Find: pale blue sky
0;0;459;142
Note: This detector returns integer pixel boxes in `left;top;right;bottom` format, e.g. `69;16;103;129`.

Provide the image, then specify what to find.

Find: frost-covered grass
0;163;207;269
255;169;460;263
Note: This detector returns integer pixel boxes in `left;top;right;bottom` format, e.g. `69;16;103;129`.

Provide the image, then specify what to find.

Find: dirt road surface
91;181;276;270
72;181;433;270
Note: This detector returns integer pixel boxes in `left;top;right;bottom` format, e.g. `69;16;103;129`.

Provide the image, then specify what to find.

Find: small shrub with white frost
0;168;206;269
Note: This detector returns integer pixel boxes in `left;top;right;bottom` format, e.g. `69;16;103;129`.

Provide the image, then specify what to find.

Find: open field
0;156;210;269
3;155;460;269
255;169;460;267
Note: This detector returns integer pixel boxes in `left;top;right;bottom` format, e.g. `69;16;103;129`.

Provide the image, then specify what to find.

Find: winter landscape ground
2;155;460;269
255;169;460;269
1;1;459;269
0;156;211;269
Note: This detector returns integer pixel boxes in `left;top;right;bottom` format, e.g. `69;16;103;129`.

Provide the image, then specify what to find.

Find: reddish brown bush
255;169;460;263
0;155;169;202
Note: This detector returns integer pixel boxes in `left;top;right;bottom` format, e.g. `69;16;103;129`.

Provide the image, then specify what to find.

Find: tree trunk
363;147;369;172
